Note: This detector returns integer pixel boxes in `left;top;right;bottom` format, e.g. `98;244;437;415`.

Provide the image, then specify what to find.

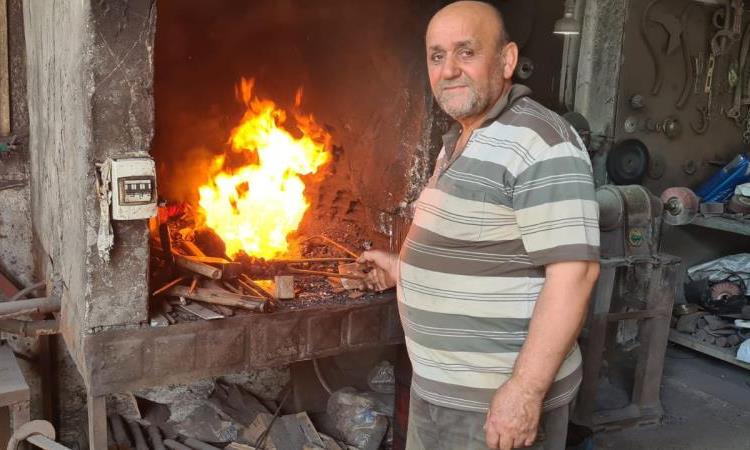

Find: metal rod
287;267;365;280
273;257;356;264
302;235;359;259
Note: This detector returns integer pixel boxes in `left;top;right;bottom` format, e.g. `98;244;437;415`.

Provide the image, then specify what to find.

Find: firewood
178;253;243;279
152;276;188;296
240;274;275;299
189;276;199;295
174;254;222;279
168;286;268;312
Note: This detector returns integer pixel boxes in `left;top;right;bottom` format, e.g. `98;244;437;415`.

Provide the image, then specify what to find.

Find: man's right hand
357;250;399;291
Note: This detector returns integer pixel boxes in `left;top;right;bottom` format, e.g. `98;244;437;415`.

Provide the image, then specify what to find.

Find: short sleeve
512;139;600;266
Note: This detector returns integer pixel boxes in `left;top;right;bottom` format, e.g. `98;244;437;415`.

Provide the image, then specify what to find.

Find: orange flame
197;78;331;259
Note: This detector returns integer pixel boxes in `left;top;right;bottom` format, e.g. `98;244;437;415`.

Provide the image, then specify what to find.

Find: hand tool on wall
743;109;750;143
650;10;683;56
692;49;716;135
641;0;665;95
691;106;711;134
726;25;750;123
677;4;699;109
710;0;744;56
693;54;705;94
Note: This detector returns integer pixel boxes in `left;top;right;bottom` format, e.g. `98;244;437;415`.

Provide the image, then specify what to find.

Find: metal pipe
7;281;46;302
0;297;59;315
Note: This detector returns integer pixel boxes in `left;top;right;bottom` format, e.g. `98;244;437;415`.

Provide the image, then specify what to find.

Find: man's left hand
484;377;544;449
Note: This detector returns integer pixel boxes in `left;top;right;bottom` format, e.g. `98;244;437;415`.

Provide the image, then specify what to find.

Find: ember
197;78;332;259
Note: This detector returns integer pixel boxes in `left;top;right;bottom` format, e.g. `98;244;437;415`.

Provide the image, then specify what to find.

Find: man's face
426;15;507;122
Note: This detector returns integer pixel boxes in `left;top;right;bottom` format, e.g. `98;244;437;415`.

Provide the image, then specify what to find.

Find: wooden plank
0;344;29;406
273;275;295;300
88;394;108;450
0;0;9;136
668;329;750;371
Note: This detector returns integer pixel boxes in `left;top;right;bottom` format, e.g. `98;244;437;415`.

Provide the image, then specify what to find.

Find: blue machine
695;153;750;203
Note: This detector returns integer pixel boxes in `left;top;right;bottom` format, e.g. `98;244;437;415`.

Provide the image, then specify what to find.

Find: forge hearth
84;293;400;396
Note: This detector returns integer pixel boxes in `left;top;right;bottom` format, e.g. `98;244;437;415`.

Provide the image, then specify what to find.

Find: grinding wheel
661;187;699;225
607;139;650;185
710;281;743;301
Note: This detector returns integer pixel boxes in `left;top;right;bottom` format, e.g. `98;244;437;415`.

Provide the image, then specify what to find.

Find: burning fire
198;78;332;259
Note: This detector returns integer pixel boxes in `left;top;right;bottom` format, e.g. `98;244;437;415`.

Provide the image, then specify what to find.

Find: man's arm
485;259;599;450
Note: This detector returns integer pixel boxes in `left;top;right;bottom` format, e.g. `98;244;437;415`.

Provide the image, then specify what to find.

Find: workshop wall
614;0;750;269
0;0;33;289
23;0;155;373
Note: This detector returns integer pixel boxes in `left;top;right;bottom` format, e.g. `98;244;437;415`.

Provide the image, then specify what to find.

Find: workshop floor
594;344;750;450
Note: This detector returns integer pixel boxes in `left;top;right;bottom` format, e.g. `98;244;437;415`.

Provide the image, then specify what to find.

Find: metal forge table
80;293;402;449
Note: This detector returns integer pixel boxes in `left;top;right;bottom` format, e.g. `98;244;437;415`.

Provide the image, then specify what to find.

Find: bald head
425;1;518;127
428;1;509;50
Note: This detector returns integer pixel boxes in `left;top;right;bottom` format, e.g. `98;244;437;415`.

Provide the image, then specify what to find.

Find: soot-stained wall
152;0;565;246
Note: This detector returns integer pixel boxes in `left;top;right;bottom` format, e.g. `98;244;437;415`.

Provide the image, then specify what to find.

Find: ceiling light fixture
554;0;581;36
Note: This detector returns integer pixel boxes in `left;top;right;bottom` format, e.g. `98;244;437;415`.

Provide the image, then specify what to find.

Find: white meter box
111;157;157;220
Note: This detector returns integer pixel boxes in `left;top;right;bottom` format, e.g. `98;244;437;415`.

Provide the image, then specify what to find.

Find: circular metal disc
607;139;650;185
661;187;699;225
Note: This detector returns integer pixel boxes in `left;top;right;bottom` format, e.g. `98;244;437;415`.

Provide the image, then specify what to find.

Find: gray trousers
405;392;570;450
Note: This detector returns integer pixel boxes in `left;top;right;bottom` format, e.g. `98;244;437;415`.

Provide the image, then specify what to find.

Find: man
359;2;600;449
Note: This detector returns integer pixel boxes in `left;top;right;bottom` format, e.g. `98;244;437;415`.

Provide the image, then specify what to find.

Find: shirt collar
441;84;532;157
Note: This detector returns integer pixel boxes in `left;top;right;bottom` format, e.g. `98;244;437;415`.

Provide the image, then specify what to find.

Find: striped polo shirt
398;84;600;413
